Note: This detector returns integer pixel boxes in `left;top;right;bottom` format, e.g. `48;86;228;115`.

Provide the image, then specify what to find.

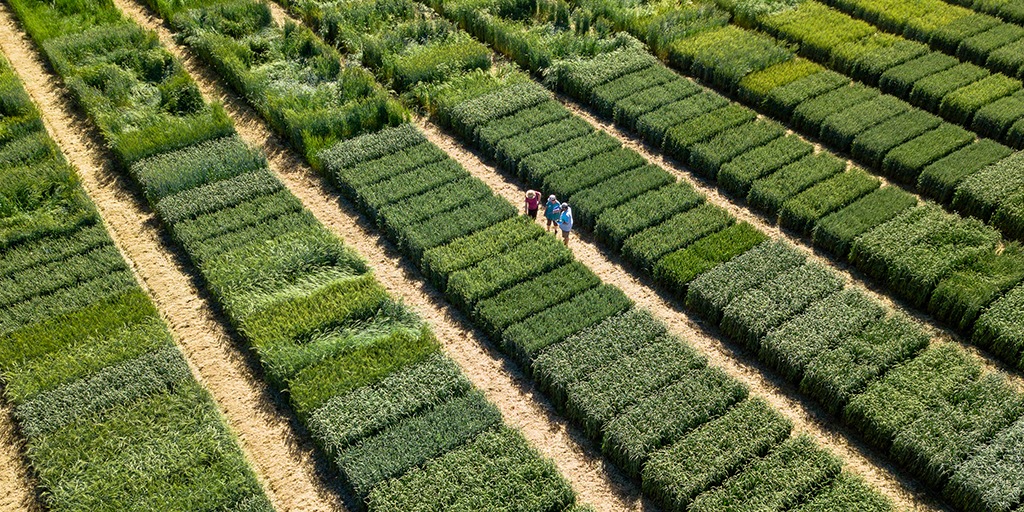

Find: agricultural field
2;0;1024;510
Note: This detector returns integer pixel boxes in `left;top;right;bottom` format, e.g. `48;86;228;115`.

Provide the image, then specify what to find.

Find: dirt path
0;6;348;512
557;93;1024;390
417;118;948;512
113;1;649;509
0;405;37;512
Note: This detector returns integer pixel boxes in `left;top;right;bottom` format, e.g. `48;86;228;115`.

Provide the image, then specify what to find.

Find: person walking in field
525;190;541;219
557;202;573;246
544;194;560;232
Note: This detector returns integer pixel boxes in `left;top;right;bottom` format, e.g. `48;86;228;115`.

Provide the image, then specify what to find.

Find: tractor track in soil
0;5;348;511
116;1;651;509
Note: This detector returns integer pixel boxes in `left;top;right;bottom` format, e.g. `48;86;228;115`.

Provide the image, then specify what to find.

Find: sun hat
548;194;556;201
560;202;569;209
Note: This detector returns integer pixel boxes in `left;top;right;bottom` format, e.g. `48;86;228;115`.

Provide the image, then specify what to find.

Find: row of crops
0;0;590;510
305;0;1024;508
139;0;913;509
561;0;1024;246
141;0;1024;508
814;0;1024;77
402;0;1024;376
0;54;273;510
725;0;1024;134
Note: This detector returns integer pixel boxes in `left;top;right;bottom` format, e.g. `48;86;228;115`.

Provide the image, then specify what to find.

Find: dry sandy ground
114;0;652;509
0;405;37;512
0;4;347;511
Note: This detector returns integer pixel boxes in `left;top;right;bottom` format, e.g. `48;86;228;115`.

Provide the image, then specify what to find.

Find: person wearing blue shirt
544;195;560;232
557;202;573;246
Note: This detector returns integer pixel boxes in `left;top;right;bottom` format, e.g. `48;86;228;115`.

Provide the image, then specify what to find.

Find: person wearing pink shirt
524;189;541;219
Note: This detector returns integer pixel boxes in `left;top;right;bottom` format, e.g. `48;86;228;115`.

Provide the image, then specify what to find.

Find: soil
0;405;37;512
114;1;653;510
417;118;950;512
0;5;347;511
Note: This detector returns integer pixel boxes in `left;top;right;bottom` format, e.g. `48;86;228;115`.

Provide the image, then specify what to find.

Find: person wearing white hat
544;194;560;232
557;202;573;246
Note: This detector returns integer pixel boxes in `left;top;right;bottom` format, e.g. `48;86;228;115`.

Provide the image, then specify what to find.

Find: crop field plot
4;0;1024;509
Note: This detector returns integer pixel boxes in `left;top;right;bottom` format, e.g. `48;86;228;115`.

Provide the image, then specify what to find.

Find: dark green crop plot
812;186;919;258
719;134;814;198
849;111;943;169
929;243;1024;333
973;283;1024;369
689;435;842;512
763;70;851;119
595;182;704;250
366;427;575;512
940;74;1021;125
622;203;733;271
878;53;959;98
130;136;265;203
721;262;845;350
642;398;792;512
518;131;621;182
569;165;675;229
891;373;1024;489
818;95;911;152
476;101;570;154
336;390;501;498
973;90;1024;140
446;235;572;308
881;124;974;185
602;366;747;479
335;143;448;195
635;93;730;146
779;168;880;235
308;354;471;458
475;262;600;337
850;204;1000;307
591;65;679;117
801;313;929;415
791;472;893;511
420;216;543;289
760;288;886;382
917;139;1013;203
614;80;702;130
686;240;806;325
844;344;981;450
154;169;283;224
495;116;594;167
543;148;646;199
564;335;705;438
688;120;785;179
288;327;440;420
748;153;846;219
502;284;632;363
908;63;990;112
791;84;879;135
953;152;1024;222
653;223;768;293
532;309;666;409
663;104;757;163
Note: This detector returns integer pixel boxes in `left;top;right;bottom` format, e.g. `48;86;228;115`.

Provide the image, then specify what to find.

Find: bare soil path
0;5;347;511
115;1;648;509
417;119;948;512
557;92;1024;390
0;405;36;512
